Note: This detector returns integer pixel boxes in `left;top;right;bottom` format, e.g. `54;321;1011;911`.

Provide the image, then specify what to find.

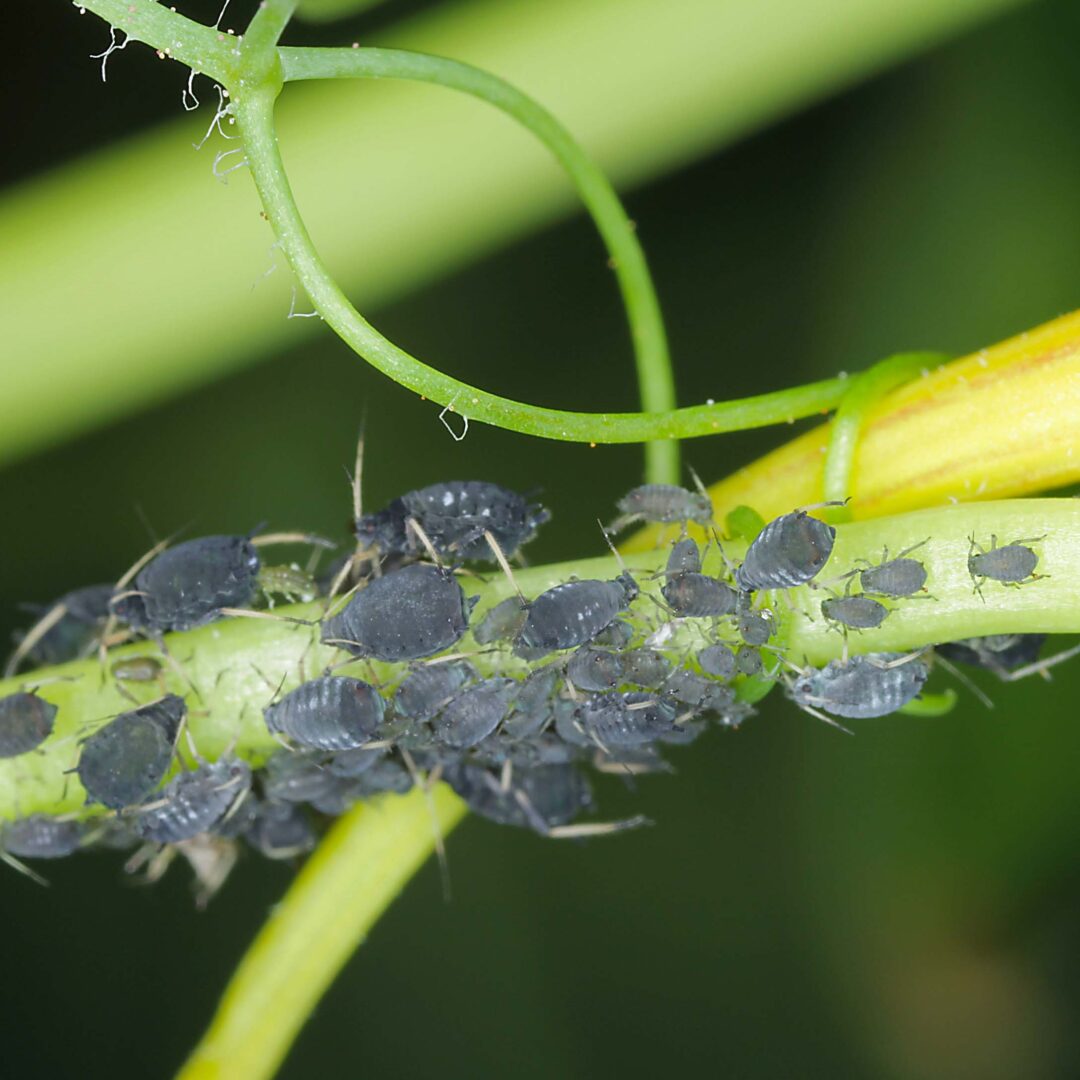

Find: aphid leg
483;531;527;604
250;531;336;551
932;654;994;710
793;700;854;735
3;602;71;679
216;608;316;627
543;812;652;840
499;759;513;795
405;517;444;566
0;851;50;888
399;749;451;902
864;648;929;670
998;640;1080;682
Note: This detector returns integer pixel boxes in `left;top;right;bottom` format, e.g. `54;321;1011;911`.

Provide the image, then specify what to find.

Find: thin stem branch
243;0;298;58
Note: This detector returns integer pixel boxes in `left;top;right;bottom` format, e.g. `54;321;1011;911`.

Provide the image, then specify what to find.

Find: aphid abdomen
792;654;927;719
665;538;702;576
621;648;674;688
394;660;477;723
264;676;386;751
243;799;317;860
661;573;738;617
820;595;890;630
567;647;624;692
135;758;252;845
616;484;711;524
129;536;261;632
860;558;927;598
0;692;57;758
515;579;626;655
971;545;1040;583
698;643;736;680
77;694;185;809
3;815;84;859
434;678;518;749
321;563;473;662
735;511;836;591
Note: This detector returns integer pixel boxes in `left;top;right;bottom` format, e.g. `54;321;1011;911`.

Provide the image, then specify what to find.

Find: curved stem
822;351;949;521
178;786;467;1080
278;46;678;481
233;63;850;449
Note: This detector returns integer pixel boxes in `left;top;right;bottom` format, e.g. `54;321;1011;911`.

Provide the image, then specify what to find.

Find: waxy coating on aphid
135;758;252;845
393;660;477;722
355;480;550;563
820;595;890;631
112;535;261;634
611;484;712;529
0;691;57;758
264;675;386;751
857;545;929;598
662;572;738;618
433;678;518;749
3;815;84;859
321;562;474;662
737;606;774;646
698;643;736;680
967;534;1044;596
790;653;928;720
77;694;186;810
582;692;678;748
515;573;638;656
735;510;836;592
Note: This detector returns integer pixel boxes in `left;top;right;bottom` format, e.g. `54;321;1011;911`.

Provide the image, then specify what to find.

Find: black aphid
503;667;560;741
393;659;477;722
264;675;385;751
326;746;386;779
666;538;702;577
433;678;518;749
567;646;624;692
472;597;528;645
857;542;929;598
698;643;736;680
9;583;113;671
790;653;928;720
322;563;474;662
611;484;712;530
620;648;673;688
77;694;185;809
936;634;1046;677
0;692;57;758
356;481;550;563
444;762;593;833
663;670;734;715
820;595;890;631
243;799;317;860
3;815;84;859
135;758;252;844
734;645;764;677
735;510;836;592
968;534;1045;598
661;573;738;618
592;619;634;649
586;692;678;747
515;573;638;656
111;535;262;634
737;606;775;646
262;751;339;804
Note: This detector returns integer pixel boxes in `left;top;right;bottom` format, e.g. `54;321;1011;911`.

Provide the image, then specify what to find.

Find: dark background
3;1;1080;1077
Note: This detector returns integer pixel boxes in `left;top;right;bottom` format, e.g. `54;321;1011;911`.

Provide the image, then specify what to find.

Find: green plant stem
242;1;299;60
278;46;678;481
178;785;468;1080
821;352;949;521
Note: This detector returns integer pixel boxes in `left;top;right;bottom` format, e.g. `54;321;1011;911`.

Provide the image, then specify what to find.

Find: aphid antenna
399;747;451;902
932;653;994;710
595;519;633;577
708;527;739;578
795;700;854;735
216;608;317;628
865;647;929;669
483;530;527;602
999;640;1080;683
545;815;653;840
3;602;71;679
794;498;850;514
405;516;444;567
250;531;337;551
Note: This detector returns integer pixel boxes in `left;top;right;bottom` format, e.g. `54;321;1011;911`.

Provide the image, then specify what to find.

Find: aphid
110;656;164;684
620;648;673;688
935;634;1046;677
698;643;736;680
2;815;84;859
0;691;57;758
820;594;890;631
444;762;594;831
734;645;764;677
661;573;738;618
737;606;775;646
322;562;475;662
325;745;386;779
350;757;414;797
77;694;185;809
855;542;929;598
503;667;560;741
735;509;836;592
592;619;635;649
355;481;550;563
262;751;339;804
134;757;252;844
968;534;1045;598
567;647;624;692
592;692;678;747
790;653;928;720
663;670;734;715
472;596;528;645
243;799;316;860
393;659;477;723
264;675;385;751
665;537;702;577
433;678;518;749
258;563;318;605
514;573;638;657
111;535;262;634
610;484;712;531
7;583;114;674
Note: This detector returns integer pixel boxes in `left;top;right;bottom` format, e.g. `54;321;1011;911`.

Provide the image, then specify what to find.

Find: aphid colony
0;478;1060;897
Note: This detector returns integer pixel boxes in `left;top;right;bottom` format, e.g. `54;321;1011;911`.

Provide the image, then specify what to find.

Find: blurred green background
4;1;1080;1077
